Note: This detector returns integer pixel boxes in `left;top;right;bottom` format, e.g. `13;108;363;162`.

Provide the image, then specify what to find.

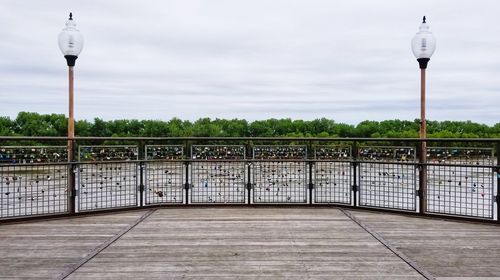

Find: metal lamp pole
58;12;84;213
418;56;429;214
68;61;75;161
412;16;436;214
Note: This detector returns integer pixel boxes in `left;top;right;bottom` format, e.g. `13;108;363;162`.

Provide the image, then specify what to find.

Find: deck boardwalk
348;210;500;278
0;211;148;279
0;208;499;279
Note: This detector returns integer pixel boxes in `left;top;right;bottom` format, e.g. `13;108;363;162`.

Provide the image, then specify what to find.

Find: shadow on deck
1;208;500;279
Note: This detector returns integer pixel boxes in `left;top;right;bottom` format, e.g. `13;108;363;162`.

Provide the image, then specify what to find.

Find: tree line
0;112;499;138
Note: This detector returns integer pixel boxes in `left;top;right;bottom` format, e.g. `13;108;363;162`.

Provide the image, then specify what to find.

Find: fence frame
0;136;498;224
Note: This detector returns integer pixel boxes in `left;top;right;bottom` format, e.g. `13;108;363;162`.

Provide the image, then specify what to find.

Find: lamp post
411;16;436;213
58;12;84;162
58;13;83;213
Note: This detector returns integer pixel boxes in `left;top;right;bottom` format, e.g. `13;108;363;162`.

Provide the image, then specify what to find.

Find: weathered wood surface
0;210;148;279
348;210;500;278
1;208;499;279
67;208;422;279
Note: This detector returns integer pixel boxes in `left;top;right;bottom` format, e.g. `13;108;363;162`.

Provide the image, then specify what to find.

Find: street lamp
411;16;436;213
58;12;84;162
58;13;83;213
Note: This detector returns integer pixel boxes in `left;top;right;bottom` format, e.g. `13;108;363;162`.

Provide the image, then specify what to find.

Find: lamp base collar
417;58;430;69
64;55;78;67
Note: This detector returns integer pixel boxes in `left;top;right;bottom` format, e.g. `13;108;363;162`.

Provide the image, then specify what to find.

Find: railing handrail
0;158;497;169
0;136;499;142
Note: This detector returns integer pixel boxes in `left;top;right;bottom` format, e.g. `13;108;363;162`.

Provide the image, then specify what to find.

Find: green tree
14;112;63;136
355;121;380;137
1;111;498;139
0;116;14;136
249;120;273;137
91;118;112;137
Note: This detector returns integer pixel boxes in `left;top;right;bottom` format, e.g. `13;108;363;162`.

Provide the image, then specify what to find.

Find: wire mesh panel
145;145;184;160
252;146;307;204
0;164;68;219
0;146;67;164
77;162;138;211
144;145;184;204
358;146;417;211
191;145;245;160
314;146;352;204
426;147;495;219
190;146;246;204
78;146;138;161
253;145;307;160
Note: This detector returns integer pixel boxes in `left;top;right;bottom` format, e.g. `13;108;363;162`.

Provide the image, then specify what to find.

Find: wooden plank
0;210;148;279
349;210;500;278
4;207;498;279
341;209;434;280
55;209;156;280
67;208;423;279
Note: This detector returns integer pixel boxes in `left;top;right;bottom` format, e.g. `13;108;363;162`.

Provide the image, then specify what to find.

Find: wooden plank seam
340;209;435;280
55;209;157;280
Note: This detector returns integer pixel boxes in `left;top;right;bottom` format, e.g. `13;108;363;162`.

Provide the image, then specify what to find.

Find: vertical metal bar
307;139;313;205
246;140;252;159
420;68;428;214
68;139;76;214
183;140;190;205
139;140;146;207
69;162;77;214
419;147;428;214
139;140;145;160
184;161;190;205
308;161;314;205
417;143;425;214
139;161;144;207
352;141;358;207
247;163;252;204
246;141;252;204
496;142;500;222
420;69;426;141
67;65;76;215
68;66;75;141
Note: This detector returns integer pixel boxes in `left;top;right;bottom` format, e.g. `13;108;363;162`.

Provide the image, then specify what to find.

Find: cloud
0;0;499;125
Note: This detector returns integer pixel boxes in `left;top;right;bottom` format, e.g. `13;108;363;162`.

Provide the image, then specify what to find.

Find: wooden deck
1;208;499;279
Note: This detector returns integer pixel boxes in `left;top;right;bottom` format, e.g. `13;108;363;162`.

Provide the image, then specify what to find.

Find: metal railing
0;136;498;223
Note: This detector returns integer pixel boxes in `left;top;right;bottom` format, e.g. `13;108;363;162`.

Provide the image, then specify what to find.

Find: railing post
352;141;358;207
183;140;190;205
139;161;145;207
496;142;500;222
246;140;253;159
308;161;314;205
69;162;77;214
184;161;190;205
139;140;145;160
246;141;253;204
417;141;427;214
307;140;314;205
247;163;252;204
68;139;76;214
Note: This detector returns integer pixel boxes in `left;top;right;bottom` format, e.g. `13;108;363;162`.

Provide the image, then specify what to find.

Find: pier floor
1;208;500;279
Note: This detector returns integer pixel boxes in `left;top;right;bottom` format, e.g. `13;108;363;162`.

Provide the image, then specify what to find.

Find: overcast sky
0;0;499;124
